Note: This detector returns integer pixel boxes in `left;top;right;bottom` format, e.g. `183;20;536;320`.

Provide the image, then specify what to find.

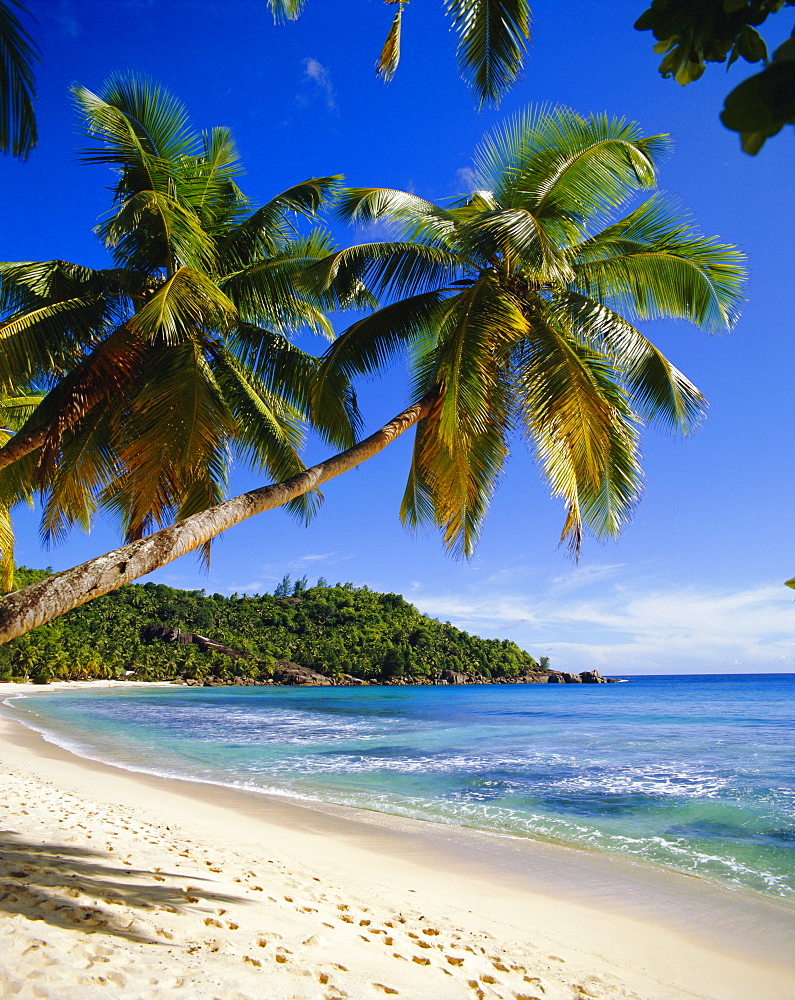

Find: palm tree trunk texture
0;394;434;644
0;421;49;472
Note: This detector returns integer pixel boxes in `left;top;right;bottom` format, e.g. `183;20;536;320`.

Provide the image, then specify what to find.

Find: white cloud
411;578;795;674
227;580;266;594
455;166;478;191
228;552;350;592
300;58;337;111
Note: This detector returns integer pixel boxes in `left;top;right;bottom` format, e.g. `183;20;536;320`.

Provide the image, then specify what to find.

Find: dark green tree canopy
635;0;795;152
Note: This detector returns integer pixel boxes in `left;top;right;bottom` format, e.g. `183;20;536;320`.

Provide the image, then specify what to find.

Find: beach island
2;680;794;1000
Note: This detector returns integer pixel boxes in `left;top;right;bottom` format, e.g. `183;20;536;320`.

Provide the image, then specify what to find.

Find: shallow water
6;674;795;902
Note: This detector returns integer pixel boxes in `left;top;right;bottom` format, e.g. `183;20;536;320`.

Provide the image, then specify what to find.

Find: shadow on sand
0;830;240;943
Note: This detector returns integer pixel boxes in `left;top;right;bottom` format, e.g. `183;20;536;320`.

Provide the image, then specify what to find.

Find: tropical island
0;567;614;686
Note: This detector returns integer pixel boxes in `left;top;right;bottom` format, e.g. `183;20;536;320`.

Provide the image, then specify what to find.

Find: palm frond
0;295;117;388
0;391;44;429
229;324;361;449
457;207;574;280
221;176;341;267
178;126;246;229
547;291;706;433
210;347;321;525
0;499;14;591
130;268;237;344
267;0;309;22
0;0;37;159
98;188;217;273
306;241;461;301
513;315;643;555
445;0;531;108
106;341;234;545
38;406;116;546
223;242;344;337
400;276;526;556
336;188;457;245
573;234;746;332
376;2;404;83
313;292;448;423
2;322;144;480
73;76;196;182
474;107;669;237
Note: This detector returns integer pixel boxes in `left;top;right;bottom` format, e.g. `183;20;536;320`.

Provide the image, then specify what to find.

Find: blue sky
2;0;793;673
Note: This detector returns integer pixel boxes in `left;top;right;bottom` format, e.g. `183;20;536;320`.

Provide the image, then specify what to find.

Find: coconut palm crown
310;106;746;557
0;75;366;566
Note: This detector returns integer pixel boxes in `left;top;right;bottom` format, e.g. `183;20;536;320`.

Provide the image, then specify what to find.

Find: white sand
1;681;793;1000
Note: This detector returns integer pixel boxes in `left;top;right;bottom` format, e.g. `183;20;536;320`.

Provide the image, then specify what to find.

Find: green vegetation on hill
0;568;546;684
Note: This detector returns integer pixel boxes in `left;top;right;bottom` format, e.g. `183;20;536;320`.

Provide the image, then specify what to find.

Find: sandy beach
1;682;793;1000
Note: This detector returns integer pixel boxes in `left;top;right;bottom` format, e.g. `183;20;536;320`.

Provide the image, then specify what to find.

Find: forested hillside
0;569;547;684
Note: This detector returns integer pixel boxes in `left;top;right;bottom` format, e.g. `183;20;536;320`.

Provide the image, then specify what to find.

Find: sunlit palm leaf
0;500;14;591
573;196;746;331
513;316;642;554
211;347;320;524
74;76;196;176
548;291;706;432
229;324;360;449
307;241;460;300
130;268;237;344
39;407;116;545
222;177;341;267
337;187;457;245
267;0;309;22
99;189;220;274
400;276;525;556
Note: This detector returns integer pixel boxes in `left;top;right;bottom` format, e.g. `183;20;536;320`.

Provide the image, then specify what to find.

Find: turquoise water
5;675;795;902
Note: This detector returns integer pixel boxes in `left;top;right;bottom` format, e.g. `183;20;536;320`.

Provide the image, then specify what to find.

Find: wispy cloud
56;0;80;37
455;166;478;192
299;57;337;112
228;552;349;592
411;575;795;673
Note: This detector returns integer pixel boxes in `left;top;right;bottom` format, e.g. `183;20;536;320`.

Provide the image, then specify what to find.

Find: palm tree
0;75;364;566
0;0;37;158
309;106;746;556
268;0;531;108
0;105;745;643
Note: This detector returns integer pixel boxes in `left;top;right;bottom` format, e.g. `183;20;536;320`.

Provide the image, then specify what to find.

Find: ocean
5;674;794;903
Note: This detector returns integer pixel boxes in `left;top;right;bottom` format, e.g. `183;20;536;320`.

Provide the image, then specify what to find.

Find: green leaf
0;0;38;158
445;0;531;108
721;60;795;153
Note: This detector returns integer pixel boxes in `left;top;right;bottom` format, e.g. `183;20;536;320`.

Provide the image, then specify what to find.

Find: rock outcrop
271;660;333;686
141;625;251;660
547;669;613;684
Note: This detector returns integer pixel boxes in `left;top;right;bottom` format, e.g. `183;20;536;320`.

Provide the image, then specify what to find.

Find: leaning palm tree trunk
0;394;434;644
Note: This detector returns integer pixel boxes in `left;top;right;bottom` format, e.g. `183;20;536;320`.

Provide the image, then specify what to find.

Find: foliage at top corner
635;0;795;153
0;0;38;159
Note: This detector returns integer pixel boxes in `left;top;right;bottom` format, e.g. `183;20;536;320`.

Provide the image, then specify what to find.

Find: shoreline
1;683;794;1000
